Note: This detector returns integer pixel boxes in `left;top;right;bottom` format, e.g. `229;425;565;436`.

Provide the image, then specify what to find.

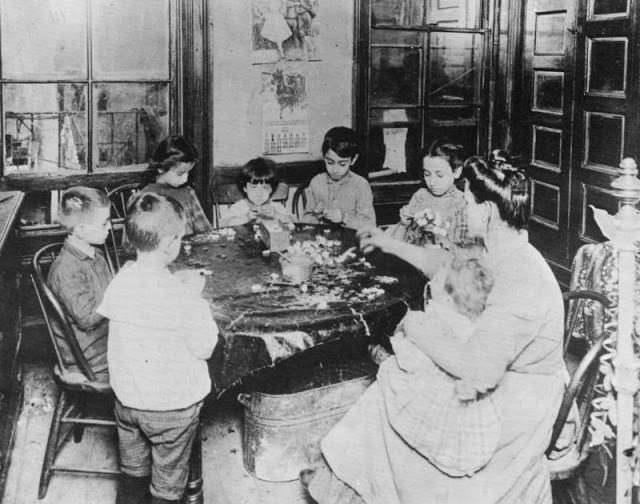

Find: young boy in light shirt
301;126;376;230
98;192;218;504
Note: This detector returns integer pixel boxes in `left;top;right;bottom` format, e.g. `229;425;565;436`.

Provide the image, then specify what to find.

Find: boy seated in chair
48;186;113;382
98;192;219;504
301;126;376;230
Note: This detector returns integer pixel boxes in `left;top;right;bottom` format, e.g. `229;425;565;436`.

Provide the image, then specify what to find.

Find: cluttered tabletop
173;222;409;396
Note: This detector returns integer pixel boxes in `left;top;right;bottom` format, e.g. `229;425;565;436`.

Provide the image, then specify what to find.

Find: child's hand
312;204;326;216
258;205;276;219
398;205;413;226
248;207;260;221
323;208;343;224
174;269;206;293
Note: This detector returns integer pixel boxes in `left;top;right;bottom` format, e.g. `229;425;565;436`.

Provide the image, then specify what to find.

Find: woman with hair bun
304;157;566;504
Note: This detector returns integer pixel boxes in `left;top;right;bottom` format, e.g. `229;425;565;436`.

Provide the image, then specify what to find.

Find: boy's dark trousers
114;398;203;503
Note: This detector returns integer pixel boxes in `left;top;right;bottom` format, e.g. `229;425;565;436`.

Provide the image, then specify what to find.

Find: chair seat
548;442;591;480
54;365;112;393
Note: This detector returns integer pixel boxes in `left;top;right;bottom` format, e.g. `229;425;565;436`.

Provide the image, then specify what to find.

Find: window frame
355;0;493;181
0;0;181;192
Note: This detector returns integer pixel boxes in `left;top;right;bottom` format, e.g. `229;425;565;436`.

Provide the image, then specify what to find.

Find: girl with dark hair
219;157;294;227
139;135;212;236
389;140;471;250
304;157;566;504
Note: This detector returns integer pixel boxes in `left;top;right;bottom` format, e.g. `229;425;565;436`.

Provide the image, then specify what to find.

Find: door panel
522;0;576;267
568;3;635;256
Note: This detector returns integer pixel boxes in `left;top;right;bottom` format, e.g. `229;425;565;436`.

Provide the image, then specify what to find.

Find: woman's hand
358;226;395;254
398;205;413;226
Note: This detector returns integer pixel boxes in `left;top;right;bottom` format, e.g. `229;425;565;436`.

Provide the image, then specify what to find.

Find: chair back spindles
32;243;97;382
547;288;611;493
105;183;141;270
292;181;310;221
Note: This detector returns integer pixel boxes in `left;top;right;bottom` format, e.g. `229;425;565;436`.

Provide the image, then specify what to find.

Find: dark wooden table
174;223;409;398
175;223;409;503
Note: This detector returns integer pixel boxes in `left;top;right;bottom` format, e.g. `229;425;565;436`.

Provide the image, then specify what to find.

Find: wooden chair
31;243;118;499
105;182;140;269
291;181;310;221
212;181;289;228
547;289;611;504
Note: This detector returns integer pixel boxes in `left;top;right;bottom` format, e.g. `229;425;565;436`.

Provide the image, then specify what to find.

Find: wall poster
252;0;320;64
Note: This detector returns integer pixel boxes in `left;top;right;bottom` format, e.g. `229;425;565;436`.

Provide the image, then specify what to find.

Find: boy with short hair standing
98;192;218;504
302;126;376;230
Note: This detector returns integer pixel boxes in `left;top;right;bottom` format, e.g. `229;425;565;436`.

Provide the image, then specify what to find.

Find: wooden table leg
184;422;203;504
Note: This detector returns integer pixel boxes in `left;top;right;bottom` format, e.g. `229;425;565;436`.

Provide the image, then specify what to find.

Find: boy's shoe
116;474;151;504
368;344;391;365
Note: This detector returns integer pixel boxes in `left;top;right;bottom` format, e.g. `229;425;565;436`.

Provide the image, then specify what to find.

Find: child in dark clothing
48;186;113;382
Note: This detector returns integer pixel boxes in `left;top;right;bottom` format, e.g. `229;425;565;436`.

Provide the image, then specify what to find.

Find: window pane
368;122;423;177
92;0;170;79
426;0;481;28
4;84;87;174
429;32;482;105
426;123;477;156
93;83;169;169
372;29;420;46
0;0;86;79
372;0;424;25
371;47;421;106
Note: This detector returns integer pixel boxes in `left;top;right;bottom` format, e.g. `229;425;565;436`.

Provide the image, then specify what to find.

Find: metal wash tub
237;362;375;482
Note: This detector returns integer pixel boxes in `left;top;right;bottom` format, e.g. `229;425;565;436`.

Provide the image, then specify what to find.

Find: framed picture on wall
252;0;321;64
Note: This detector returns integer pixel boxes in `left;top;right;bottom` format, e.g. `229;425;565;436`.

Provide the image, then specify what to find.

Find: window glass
372;0;424;25
371;47;421;105
4;84;87;173
0;0;87;79
93;83;169;169
428;32;482;105
372;29;420;45
91;0;170;79
369;108;422;177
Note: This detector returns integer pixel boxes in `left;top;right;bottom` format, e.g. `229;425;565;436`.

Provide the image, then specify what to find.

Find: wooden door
568;0;636;256
521;0;577;272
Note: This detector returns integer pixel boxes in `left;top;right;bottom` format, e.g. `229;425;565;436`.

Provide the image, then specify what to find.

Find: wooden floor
3;364;615;504
3;365;312;504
